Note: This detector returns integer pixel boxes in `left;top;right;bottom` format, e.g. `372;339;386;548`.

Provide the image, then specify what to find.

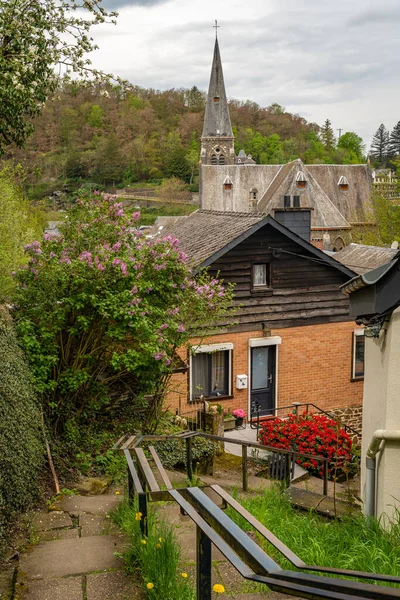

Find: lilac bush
14;193;234;434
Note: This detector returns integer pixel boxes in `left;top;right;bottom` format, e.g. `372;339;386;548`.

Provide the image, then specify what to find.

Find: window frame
190;344;233;402
251;263;272;294
351;329;365;381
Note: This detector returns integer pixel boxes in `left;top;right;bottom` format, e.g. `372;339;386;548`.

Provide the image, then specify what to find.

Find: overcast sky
89;0;400;147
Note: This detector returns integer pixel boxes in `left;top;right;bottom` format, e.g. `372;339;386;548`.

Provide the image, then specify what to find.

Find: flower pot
235;417;244;428
223;416;236;431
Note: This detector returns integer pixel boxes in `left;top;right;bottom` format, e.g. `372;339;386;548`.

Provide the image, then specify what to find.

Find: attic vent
219;155;225;165
211;154;218;165
213;96;220;103
296;171;307;189
223;176;233;191
338;176;349;191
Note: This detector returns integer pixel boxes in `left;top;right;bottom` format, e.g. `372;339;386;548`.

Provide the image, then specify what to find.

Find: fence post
285;453;291;488
196;525;212;600
292;402;301;417
242;445;248;492
186;437;193;483
323;460;328;496
127;466;134;506
138;467;148;536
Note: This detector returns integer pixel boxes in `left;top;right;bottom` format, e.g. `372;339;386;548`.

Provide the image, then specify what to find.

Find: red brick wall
165;321;363;417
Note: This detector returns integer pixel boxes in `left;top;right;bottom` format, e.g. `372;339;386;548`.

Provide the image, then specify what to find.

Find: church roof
307;165;372;223
258;159;351;230
202;38;233;138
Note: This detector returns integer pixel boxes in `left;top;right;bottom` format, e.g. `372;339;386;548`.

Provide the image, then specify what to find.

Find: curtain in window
192;352;208;398
211;351;227;396
253;264;266;286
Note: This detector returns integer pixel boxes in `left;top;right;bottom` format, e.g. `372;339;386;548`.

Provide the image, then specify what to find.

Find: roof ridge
198;209;267;217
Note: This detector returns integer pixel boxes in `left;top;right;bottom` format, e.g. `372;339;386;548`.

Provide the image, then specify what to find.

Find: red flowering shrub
258;414;353;478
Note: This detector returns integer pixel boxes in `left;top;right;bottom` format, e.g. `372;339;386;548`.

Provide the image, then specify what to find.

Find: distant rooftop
334;243;399;275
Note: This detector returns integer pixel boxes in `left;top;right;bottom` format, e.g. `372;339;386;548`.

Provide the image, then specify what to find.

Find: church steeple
200;33;235;166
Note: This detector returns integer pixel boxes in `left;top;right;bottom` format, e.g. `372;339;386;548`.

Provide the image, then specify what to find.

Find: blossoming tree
13;193;234;434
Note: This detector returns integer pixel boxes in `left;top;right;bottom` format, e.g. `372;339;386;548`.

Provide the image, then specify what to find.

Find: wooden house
161;209;364;423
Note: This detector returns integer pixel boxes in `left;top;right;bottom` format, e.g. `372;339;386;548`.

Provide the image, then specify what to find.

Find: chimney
273;208;312;242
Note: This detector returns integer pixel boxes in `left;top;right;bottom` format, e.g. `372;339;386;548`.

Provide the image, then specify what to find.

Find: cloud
88;0;400;146
100;0;167;8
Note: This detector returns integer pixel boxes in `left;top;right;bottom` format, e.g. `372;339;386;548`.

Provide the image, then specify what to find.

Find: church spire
202;37;233;138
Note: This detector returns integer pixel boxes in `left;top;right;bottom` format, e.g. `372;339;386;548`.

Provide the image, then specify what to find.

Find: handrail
115;436;400;600
250;401;362;437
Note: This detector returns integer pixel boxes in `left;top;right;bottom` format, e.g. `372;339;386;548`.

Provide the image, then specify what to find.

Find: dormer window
284;195;291;208
250;189;258;201
213;96;220;103
223;176;233;191
293;195;300;208
338;176;349;191
296;171;307;189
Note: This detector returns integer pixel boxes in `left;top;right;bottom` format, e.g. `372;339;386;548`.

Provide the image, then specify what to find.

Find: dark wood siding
208;224;351;331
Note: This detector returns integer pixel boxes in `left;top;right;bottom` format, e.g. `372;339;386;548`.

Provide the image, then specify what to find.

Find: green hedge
0;309;44;558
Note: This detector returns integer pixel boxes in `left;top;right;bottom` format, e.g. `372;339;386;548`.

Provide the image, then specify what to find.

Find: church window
211;154;218;165
293;195;300;207
284;195;291;208
219;154;225;165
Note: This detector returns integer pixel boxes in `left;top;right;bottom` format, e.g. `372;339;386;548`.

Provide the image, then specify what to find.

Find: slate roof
258;159;351;230
166;209;355;277
334;243;399;275
202;38;233;138
307;165;372;223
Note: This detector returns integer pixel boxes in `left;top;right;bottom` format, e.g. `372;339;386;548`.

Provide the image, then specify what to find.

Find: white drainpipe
365;430;400;518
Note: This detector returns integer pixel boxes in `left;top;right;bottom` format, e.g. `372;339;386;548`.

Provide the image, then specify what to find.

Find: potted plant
233;408;246;428
223;408;236;431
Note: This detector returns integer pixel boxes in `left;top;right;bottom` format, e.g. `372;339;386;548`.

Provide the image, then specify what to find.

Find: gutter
365;429;400;519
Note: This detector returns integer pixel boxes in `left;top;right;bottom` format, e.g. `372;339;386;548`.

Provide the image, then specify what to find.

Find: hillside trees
337;132;365;161
0;0;120;153
0;167;44;300
320;119;336;153
389;121;400;156
13;193;234;434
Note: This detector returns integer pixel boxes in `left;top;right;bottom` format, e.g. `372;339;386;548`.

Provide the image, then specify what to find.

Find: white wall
361;307;400;525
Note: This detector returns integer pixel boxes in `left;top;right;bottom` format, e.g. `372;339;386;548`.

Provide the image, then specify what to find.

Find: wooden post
186;437;193;483
242;445;248;492
138;467;148;536
127;466;134;506
196;525;212;600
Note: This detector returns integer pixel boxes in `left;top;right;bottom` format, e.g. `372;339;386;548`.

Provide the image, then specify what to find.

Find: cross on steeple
213;20;220;38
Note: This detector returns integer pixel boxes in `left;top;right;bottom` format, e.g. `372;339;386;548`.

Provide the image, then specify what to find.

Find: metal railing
114;432;400;600
250;401;361;438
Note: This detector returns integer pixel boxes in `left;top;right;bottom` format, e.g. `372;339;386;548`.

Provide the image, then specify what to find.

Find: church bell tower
201;29;235;166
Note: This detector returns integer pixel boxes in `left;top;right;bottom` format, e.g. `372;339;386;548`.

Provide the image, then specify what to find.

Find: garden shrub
258;413;353;478
0;309;44;558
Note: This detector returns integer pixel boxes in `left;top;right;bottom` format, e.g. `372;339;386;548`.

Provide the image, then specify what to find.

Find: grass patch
113;501;195;599
137;204;197;226
228;486;400;581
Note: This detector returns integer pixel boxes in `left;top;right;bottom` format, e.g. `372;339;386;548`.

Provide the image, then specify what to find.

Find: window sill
351;377;364;382
190;395;234;403
251;287;273;296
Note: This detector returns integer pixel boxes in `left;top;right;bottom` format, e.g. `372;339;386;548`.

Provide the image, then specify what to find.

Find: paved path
16;494;143;600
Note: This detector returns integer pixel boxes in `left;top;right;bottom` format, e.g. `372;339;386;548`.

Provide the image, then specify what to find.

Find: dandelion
146;582;154;589
115;491;120;495
158;537;163;543
141;539;147;545
156;543;161;548
181;572;188;578
135;512;142;521
213;583;225;594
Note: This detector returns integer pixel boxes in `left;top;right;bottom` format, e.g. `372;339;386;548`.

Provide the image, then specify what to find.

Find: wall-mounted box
236;374;248;389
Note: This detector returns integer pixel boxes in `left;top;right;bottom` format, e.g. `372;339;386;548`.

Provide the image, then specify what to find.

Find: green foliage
352;193;400;246
155;177;191;203
0;309;44;559
228;486;400;580
148;437;218;472
320;119;336;153
337;132;365;162
0;167;44;300
87;105;105;129
114;502;196;599
0;0;121;153
13;192;235;436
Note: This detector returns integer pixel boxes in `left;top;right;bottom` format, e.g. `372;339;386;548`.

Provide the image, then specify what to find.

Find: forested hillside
3;83;366;197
